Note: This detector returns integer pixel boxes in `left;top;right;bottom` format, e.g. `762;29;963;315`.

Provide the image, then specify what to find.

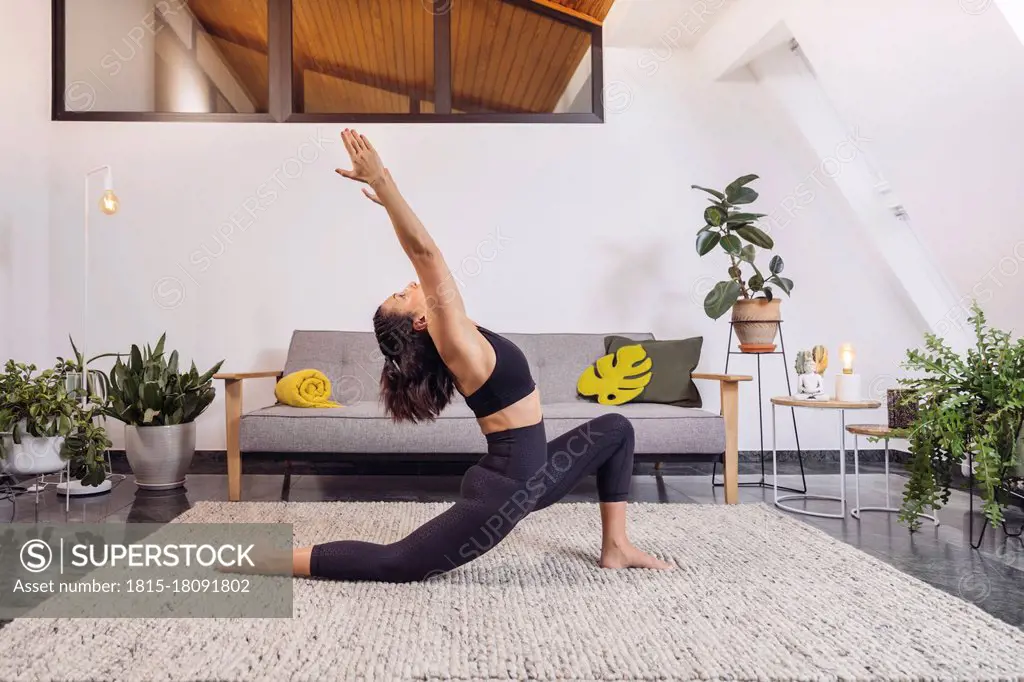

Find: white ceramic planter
1;422;66;476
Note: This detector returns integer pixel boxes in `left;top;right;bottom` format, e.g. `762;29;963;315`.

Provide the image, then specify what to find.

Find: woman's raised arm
335;129;470;346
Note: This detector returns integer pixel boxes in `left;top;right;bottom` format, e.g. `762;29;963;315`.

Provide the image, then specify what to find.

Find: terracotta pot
731;299;782;353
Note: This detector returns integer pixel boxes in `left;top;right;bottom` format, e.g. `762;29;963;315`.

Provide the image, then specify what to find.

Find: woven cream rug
1;502;1022;681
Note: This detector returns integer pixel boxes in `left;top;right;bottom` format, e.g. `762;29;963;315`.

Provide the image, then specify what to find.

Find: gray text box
0;524;293;618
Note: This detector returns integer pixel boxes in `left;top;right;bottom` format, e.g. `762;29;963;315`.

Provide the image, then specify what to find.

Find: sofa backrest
283;330;655;405
283;331;387;406
498;333;654;402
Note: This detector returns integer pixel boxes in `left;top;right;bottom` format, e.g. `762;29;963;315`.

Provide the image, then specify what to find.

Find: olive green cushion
604;336;703;408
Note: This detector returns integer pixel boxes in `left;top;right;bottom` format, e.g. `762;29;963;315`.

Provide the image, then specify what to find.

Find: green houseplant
62;402;113;487
104;333;223;490
56;335;121;401
692;175;794;352
0;361;111;485
898;303;1024;530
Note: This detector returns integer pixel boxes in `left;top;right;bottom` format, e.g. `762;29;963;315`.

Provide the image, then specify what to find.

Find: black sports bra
459;327;536;419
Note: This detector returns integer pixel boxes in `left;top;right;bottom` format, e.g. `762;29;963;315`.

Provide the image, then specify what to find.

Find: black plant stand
711;321;807;495
966;449;1024;549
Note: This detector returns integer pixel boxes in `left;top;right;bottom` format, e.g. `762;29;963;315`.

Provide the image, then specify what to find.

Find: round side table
847;424;939;525
771;396;880;519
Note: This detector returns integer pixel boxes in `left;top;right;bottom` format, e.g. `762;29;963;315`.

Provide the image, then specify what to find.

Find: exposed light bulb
99;189;119;215
840;343;855;375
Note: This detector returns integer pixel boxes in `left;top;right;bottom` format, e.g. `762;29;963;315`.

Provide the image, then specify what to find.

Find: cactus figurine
812;345;829;375
794;350;810;375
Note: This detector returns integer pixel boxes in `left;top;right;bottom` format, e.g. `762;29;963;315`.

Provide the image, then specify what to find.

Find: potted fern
692;175;794;352
104;334;223;490
898;303;1024;530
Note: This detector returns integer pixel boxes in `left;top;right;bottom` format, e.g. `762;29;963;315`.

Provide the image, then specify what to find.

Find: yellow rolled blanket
275;369;342;408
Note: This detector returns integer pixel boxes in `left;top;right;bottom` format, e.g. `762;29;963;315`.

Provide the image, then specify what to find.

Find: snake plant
104;334;224;426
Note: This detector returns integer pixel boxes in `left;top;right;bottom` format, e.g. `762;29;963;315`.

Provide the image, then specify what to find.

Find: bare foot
599;543;673;570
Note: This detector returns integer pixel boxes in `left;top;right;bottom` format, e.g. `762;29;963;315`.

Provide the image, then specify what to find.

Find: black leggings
309;413;635;583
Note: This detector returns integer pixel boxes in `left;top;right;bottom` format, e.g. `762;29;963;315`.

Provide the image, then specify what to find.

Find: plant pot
124;423;196;490
1;423;66;476
731;299;782;353
887;389;918;429
64;372;104;399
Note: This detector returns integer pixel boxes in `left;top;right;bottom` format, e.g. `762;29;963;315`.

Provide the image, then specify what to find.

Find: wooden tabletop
771;396;881;409
846;424;910;437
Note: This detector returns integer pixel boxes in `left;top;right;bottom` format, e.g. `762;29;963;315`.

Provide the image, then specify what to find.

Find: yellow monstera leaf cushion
576;345;653;406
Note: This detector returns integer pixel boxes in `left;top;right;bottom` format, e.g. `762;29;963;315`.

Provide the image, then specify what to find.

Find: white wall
793;0;1024;336
697;0;1024;336
5;0;929;454
0;0;52;368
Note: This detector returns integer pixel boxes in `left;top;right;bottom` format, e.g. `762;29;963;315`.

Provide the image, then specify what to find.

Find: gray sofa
217;331;749;502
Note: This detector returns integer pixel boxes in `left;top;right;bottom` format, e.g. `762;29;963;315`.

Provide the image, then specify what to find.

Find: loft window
52;0;605;123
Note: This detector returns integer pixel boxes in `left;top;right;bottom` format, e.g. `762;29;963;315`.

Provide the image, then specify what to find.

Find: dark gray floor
3;461;1022;629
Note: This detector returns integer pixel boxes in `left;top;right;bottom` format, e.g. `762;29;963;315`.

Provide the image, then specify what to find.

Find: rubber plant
692;175;794;319
898;302;1024;530
104;333;223;426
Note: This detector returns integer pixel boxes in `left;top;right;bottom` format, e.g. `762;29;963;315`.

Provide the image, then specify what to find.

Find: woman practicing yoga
289;129;671;582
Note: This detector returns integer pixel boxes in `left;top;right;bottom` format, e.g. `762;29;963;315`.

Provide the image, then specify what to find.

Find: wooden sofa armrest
216;371;283;501
691;373;752;505
214;371;284;381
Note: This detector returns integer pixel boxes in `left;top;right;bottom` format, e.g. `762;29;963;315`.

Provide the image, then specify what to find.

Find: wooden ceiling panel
303;70;409;114
294;0;434;112
186;0;601;115
188;0;268;50
454;0;591;113
545;0;615;22
533;25;589;111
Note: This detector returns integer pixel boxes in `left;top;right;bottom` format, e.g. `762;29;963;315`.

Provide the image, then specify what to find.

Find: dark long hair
372;306;455;423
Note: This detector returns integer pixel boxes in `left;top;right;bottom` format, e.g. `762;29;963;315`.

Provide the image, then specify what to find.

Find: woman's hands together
336;128;388;206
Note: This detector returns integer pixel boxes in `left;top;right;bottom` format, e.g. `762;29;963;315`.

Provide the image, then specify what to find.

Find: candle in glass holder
834;343;862;401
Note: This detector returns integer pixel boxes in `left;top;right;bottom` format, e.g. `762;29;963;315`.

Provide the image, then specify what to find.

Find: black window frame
51;0;604;123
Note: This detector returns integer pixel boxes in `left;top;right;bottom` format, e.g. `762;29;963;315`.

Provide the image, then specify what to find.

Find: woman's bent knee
593;413;634;442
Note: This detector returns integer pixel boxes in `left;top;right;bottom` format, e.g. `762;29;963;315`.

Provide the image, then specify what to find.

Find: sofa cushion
240;402;482;454
240;400;723;455
541;402;724;455
604;335;704;408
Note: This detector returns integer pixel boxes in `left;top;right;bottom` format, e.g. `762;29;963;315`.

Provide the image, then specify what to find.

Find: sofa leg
224;379;243;502
721;380;740;504
653;461;663;477
281;460;292;501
